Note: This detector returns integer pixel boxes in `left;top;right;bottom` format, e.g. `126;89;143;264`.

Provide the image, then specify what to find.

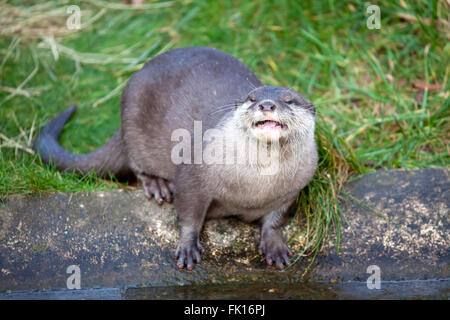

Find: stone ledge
0;168;448;298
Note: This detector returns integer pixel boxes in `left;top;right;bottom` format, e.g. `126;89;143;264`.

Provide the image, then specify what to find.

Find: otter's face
234;86;316;142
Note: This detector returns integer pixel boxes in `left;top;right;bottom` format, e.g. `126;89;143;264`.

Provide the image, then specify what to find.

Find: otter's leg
174;191;211;270
258;210;293;270
138;173;175;205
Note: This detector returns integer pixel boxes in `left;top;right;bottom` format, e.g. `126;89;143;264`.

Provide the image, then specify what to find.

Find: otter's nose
258;101;276;112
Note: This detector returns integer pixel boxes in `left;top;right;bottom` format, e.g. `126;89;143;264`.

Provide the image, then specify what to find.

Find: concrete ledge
0;168;448;299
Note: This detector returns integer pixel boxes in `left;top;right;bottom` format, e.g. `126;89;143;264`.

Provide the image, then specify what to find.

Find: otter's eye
283;96;294;104
248;94;256;102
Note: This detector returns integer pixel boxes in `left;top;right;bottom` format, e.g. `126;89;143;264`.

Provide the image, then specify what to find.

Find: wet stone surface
315;168;449;282
0;168;448;299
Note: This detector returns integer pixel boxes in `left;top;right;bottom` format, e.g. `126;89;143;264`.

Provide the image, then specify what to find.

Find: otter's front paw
258;233;293;270
175;237;204;270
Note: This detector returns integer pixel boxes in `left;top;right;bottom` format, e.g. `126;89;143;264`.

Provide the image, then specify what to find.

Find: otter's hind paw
141;175;175;205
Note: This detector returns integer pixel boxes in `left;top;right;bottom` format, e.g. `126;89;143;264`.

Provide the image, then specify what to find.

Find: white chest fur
204;129;317;210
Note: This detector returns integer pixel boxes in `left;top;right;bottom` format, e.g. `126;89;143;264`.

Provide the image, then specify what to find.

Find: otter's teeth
256;120;282;129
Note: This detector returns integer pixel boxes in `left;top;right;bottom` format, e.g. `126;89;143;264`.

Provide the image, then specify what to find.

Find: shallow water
1;279;448;300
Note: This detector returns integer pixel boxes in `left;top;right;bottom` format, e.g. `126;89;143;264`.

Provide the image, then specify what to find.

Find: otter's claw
175;239;204;270
142;175;175;204
258;235;293;270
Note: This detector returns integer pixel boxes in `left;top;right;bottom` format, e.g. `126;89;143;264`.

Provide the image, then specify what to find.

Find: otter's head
233;86;316;142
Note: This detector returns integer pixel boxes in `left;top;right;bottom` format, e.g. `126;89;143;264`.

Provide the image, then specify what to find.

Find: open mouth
254;119;284;130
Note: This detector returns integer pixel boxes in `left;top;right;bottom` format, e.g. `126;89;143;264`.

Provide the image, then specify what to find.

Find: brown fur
34;47;318;270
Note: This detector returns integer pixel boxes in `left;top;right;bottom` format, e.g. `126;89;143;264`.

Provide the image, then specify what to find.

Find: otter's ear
302;103;316;116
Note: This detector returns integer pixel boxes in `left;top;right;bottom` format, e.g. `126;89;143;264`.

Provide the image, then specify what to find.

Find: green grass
0;0;449;259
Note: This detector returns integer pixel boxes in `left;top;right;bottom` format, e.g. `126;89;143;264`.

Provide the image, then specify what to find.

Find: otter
33;46;318;270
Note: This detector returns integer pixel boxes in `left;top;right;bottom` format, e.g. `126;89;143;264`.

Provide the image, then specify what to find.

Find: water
1;279;448;300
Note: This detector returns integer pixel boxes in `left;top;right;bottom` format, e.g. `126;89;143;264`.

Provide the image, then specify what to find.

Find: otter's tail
33;105;131;179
